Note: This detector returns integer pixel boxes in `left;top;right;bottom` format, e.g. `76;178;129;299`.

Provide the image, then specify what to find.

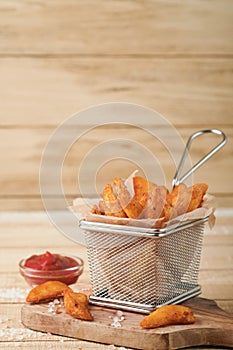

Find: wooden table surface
0;209;232;349
0;0;232;349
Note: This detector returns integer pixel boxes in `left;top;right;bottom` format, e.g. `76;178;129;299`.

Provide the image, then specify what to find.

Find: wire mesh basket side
84;231;158;304
84;221;205;308
155;221;205;305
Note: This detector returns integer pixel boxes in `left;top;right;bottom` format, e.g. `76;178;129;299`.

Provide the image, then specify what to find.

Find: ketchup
22;251;82;285
25;251;78;271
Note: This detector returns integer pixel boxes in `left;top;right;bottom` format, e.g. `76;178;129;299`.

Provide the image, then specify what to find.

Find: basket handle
172;129;227;187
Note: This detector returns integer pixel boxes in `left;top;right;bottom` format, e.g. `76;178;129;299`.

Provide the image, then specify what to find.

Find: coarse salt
107;346;116;350
109;310;125;328
0;316;9;324
47;298;63;314
0;287;29;301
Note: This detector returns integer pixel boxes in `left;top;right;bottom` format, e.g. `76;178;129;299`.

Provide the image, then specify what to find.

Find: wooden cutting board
21;297;233;350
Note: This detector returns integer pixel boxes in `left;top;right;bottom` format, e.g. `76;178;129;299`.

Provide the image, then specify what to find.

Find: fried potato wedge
168;182;208;216
91;204;102;215
102;183;127;217
114;177;143;219
91;176;208;225
91;200;106;215
168;183;192;216
26;281;70;303
63;289;93;321
141;186;167;220
160;202;177;225
140;304;195;329
133;176;156;204
188;183;208;212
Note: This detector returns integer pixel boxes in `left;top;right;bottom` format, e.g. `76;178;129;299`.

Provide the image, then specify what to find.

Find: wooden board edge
21;297;233;350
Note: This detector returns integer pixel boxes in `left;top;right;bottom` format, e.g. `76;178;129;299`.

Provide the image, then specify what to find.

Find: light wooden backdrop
0;0;232;211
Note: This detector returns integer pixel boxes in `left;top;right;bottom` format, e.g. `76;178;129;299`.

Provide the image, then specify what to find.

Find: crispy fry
102;183;127;217
133;176;156;206
91;200;105;215
160;202;177;225
141;186;167;220
91;204;102;215
188;183;208;212
140;304;195;329
169;183;192;216
114;177;143;219
93;176;208;224
26;281;70;303
63;289;93;321
168;182;208;216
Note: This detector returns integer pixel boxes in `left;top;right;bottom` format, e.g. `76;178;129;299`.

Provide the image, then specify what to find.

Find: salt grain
109;310;125;328
0;327;40;341
0;316;9;323
0;288;29;301
116;310;123;317
48;299;62;314
108;346;116;350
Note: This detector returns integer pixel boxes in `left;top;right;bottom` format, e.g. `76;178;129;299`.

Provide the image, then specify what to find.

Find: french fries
26;281;70;303
141;185;167;220
63;288;93;321
114;177;144;219
91;175;208;227
102;183;127;218
140;304;195;329
26;281;93;322
188;183;208;212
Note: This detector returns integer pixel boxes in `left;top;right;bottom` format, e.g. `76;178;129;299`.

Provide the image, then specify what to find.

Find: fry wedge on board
26;281;70;303
63;288;93;321
140;304;195;329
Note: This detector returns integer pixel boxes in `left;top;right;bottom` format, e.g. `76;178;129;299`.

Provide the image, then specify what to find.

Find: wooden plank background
0;0;232;211
0;2;232;348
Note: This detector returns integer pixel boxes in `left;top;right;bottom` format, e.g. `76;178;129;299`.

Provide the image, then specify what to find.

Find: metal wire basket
79;129;226;313
80;217;208;313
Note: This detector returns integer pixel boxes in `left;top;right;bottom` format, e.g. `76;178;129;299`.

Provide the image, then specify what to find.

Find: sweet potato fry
140;304;195;329
26;281;70;303
114;177;143;219
102;183;127;217
63;289;93;321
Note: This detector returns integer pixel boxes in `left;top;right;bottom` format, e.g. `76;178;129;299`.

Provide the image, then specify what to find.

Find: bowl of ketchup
19;251;84;286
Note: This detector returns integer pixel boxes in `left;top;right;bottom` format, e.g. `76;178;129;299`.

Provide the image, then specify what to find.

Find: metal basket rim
79;216;209;238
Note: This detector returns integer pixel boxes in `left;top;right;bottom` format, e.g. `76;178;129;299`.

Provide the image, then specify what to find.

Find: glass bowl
19;255;84;287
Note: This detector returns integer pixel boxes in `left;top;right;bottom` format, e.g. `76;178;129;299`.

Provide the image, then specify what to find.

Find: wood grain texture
0;58;232;126
1;195;232;211
0;209;232;248
0;126;231;200
0;212;232;349
0;0;232;55
0;211;232;304
21;298;233;350
0;0;232;212
0;1;232;348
